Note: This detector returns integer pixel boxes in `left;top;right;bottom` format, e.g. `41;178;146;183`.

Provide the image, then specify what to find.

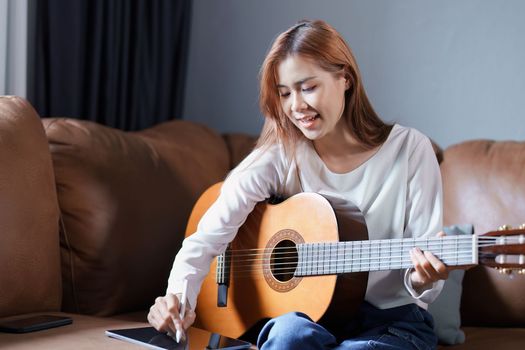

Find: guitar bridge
216;245;232;307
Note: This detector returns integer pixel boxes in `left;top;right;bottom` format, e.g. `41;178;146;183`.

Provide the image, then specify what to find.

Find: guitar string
216;236;508;256
224;251;476;274
227;251;476;267
212;237;518;278
219;249;478;273
220;239;501;260
222;248;481;263
218;254;509;278
222;257;476;278
223;255;499;279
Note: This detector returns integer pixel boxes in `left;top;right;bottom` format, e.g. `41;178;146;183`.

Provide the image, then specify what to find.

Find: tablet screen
106;326;252;350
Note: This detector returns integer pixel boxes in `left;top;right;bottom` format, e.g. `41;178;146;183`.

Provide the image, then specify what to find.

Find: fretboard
295;235;478;277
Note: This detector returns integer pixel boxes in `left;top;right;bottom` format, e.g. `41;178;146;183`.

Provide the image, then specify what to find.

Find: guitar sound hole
271;240;298;282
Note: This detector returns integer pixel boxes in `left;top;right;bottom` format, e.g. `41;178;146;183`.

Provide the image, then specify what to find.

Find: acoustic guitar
185;183;525;338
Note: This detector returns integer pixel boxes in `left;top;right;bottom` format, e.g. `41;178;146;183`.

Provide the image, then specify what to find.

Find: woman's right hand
147;293;196;340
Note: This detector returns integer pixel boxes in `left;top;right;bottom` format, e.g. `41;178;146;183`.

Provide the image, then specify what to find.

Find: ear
344;75;351;90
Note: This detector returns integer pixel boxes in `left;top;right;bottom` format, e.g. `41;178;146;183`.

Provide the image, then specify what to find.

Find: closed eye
302;85;316;93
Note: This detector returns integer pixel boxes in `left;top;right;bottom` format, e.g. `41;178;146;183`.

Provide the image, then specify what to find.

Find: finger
149;305;170;332
147;306;159;329
148;302;165;331
410;248;432;281
155;297;179;335
436;231;446;237
416;250;441;282
165;293;181;320
165;293;185;336
424;251;449;279
182;309;196;330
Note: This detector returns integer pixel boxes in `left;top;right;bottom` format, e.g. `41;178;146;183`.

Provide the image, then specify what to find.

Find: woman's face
277;55;349;141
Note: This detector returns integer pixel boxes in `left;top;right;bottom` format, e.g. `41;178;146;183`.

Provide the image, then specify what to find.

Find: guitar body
185;183;369;338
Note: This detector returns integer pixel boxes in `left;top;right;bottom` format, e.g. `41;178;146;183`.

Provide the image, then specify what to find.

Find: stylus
176;279;188;343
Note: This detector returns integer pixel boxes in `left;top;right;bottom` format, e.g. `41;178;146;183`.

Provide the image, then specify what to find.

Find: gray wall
183;0;525;148
0;0;27;97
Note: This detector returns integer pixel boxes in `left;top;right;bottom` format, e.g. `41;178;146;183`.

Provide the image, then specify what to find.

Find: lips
296;114;319;127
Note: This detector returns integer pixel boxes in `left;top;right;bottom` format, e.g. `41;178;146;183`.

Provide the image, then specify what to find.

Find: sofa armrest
0;96;61;317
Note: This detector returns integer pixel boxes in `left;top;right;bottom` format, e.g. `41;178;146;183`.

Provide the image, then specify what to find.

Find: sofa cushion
427;224;473;345
0;96;61;317
441;140;525;327
42;118;230;316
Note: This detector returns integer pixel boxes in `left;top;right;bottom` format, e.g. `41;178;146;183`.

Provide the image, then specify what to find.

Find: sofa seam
59;212;80;313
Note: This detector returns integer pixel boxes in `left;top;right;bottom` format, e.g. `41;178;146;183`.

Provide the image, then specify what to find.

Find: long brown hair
257;20;392;156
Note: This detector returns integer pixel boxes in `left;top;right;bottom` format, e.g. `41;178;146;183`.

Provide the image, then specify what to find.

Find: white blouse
167;124;444;311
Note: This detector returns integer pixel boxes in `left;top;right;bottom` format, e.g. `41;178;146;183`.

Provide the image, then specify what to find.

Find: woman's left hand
409;231;449;292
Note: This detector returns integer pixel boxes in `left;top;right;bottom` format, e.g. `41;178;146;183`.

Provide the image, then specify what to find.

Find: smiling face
277;55;349;142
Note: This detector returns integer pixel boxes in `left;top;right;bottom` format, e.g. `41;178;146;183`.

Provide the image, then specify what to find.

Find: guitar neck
295;235;478;276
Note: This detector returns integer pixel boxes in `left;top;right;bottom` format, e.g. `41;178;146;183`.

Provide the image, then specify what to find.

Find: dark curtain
29;0;192;130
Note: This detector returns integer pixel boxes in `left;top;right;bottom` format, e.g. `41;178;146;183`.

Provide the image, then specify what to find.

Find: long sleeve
166;145;287;309
401;136;444;304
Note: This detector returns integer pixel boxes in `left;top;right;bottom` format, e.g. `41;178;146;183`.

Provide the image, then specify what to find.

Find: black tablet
105;326;252;350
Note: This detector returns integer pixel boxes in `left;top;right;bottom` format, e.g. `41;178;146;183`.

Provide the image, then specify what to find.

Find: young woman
148;20;448;350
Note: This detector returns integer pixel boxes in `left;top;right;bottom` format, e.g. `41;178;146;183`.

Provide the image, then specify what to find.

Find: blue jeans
257;302;437;350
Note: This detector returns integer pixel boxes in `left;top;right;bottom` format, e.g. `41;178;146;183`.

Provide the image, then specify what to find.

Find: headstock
479;224;525;276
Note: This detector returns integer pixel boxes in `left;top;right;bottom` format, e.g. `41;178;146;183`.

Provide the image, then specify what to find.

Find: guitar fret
455;237;459;265
316;243;324;275
314;243;318;274
354;241;358;272
327;243;332;275
296;245;301;276
323;243;326;274
400;241;410;268
362;241;366;272
333;242;338;274
328;243;332;275
367;241;371;271
387;239;393;269
318;243;322;274
370;240;377;271
321;243;325;275
376;240;381;271
336;242;340;274
297;244;303;276
344;241;349;273
341;243;345;274
308;243;312;276
330;243;338;274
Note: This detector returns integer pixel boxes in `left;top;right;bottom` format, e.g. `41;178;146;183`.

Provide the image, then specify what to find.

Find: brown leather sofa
439;140;525;349
0;96;524;349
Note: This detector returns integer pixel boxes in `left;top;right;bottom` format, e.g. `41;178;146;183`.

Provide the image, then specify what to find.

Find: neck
312;121;378;174
313;120;363;160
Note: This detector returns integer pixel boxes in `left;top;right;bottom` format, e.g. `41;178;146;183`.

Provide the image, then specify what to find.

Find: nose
291;92;307;113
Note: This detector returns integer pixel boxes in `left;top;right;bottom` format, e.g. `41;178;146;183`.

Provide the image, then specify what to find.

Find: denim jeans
257;302;437;350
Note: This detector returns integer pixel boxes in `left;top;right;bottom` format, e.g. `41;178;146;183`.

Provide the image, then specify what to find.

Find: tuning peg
518;269;525;275
519;224;525;230
498;225;513;231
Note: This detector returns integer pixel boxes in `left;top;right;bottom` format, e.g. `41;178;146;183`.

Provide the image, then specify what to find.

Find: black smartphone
0;315;73;333
205;332;252;349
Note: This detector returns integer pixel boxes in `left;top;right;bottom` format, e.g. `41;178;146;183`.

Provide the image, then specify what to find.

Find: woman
148;20;448;349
